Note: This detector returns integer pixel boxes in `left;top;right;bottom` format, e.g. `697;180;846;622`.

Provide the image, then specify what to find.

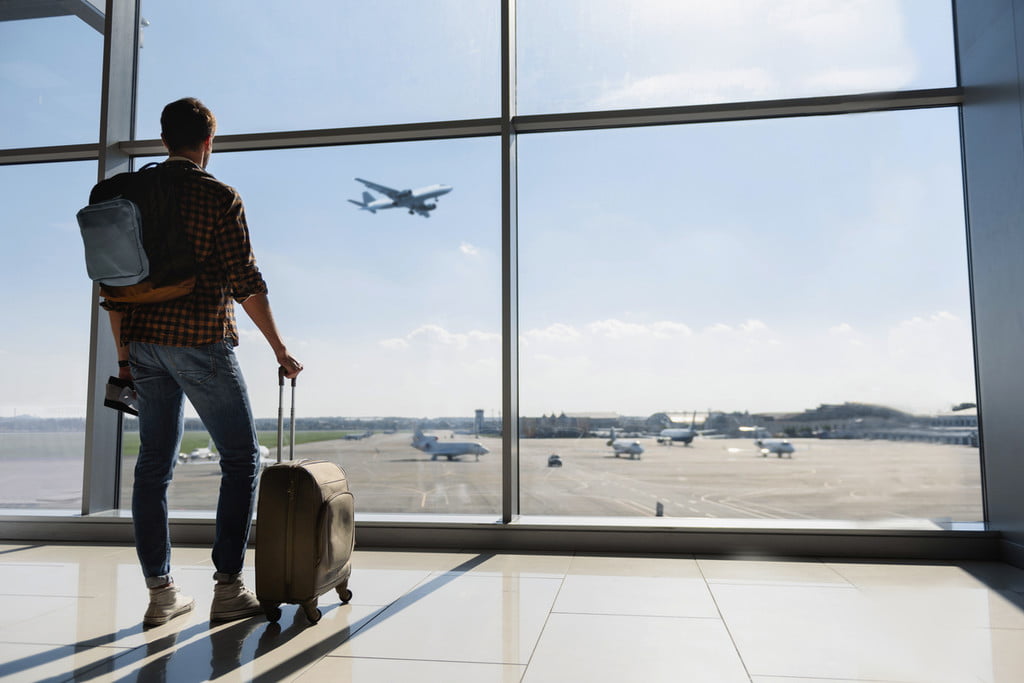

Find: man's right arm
106;309;132;381
240;293;303;379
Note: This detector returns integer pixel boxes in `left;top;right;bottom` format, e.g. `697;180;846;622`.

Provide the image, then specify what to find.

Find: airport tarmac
138;432;983;524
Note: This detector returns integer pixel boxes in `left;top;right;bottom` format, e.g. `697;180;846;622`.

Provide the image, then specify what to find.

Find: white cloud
379;324;500;352
583;0;917;109
231;311;973;419
459;242;480;257
594;68;776;110
586;318;692;340
523;323;582;344
740;319;768;334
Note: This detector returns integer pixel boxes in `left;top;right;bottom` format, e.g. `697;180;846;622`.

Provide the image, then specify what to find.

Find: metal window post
82;0;140;514
501;0;520;523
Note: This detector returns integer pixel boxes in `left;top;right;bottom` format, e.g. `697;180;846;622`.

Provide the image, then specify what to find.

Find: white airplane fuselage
350;178;453;217
607;429;644;459
611;439;644;458
756;439;795;457
412;430;489;461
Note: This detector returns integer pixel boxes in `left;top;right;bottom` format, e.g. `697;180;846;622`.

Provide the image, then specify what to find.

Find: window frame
0;0;992;559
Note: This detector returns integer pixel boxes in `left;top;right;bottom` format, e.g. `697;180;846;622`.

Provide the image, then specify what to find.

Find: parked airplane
178;443;276;467
608;429;644;460
756;439;795;458
412;429;489;461
657;411;699;446
344;430;373;441
348;177;453;217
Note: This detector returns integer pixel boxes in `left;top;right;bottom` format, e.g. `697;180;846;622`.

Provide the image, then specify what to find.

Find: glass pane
0;162;97;509
123;138;501;515
517;0;956;115
518;107;981;525
0;8;104;148
135;0;500;138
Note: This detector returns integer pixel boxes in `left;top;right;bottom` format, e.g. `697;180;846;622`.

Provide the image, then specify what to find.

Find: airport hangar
3;2;1024;571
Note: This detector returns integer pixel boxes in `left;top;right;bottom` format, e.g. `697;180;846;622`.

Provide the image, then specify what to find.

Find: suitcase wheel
337;586;353;603
261;602;282;624
301;600;322;624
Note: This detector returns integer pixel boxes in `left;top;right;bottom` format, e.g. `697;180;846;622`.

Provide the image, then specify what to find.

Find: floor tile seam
517;561;569;678
548;609;722;621
696;557;755;683
425;571;568;580
704;580;860;589
319;653;529;667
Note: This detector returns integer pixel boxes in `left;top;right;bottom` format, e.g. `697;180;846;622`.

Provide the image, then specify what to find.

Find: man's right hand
278;351;303;379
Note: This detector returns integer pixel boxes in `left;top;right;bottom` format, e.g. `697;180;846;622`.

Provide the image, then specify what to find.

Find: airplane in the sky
348;177;453;217
608;429;644;460
756;439;795;458
411;429;489;461
657;411;700;446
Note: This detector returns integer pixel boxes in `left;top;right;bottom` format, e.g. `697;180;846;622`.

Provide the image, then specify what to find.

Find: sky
0;1;973;420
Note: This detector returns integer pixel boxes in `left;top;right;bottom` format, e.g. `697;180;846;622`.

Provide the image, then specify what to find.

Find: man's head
160;97;217;167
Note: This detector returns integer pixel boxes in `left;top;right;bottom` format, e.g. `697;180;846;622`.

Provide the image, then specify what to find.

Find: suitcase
255;369;355;624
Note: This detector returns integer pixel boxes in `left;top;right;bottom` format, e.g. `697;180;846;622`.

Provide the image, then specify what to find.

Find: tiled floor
0;544;1023;682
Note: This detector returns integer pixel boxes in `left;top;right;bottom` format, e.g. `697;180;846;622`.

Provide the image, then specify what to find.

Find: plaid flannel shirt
101;159;268;348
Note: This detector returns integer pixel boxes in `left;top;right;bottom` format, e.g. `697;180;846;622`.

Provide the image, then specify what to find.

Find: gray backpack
77;161;197;304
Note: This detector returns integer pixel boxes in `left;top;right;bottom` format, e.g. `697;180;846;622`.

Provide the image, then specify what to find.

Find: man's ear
160;135;170;152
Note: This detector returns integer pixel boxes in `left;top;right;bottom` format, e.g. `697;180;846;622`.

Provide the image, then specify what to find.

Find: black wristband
118;360;130;368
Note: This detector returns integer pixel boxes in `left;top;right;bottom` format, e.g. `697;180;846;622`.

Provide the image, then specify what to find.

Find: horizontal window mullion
120;118;504;157
513;87;964;134
0;144;99;166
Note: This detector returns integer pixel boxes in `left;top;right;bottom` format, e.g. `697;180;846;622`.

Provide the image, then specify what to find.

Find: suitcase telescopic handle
277;367;296;462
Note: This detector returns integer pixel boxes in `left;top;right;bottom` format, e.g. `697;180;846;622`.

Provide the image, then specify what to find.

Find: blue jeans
130;340;260;586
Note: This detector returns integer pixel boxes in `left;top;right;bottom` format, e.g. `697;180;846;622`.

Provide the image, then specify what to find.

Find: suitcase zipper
285;473;296;591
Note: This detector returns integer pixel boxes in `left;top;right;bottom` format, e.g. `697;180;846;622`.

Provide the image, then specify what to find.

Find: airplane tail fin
348;192;377;213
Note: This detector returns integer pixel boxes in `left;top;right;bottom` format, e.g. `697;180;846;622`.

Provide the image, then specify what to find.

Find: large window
0;162;96;510
516;0;956;114
517;108;981;523
2;1;981;532
0;9;103;149
121;140;503;514
135;0;501;138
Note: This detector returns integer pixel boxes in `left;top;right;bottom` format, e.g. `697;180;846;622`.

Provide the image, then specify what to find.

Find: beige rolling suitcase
255;370;354;624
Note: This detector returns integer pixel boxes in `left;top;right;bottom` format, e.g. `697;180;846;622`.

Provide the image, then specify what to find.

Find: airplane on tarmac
178;443;277;467
608;428;644;460
344;430;373;441
756;439;795;458
411;429;489;461
657;411;700;446
347;178;453;217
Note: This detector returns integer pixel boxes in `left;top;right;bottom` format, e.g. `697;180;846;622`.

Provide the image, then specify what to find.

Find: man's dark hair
160;97;217;152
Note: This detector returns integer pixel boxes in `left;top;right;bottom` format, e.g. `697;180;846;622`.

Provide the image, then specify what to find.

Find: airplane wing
355;178;401;199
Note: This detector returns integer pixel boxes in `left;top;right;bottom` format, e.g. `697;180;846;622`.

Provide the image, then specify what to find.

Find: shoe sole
143;599;195;627
210;605;265;623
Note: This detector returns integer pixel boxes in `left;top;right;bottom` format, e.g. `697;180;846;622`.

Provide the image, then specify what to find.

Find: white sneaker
143;583;195;627
210;577;263;622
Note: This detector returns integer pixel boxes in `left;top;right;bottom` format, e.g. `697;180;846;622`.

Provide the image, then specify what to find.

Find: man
103;97;302;627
